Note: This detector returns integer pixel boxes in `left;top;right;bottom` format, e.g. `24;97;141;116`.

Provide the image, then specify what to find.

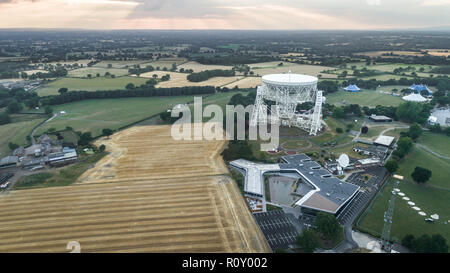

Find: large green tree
408;123;423;140
385;160;399;173
314;212;341;240
411;167;432;183
296;229;319;253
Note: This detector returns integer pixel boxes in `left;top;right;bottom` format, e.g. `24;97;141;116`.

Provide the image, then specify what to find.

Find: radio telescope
250;72;324;135
338;154;350;168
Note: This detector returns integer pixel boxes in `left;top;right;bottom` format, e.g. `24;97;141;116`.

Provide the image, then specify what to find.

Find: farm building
356;158;382;168
369;114;393;122
0;156;19;169
374;135;395;147
402;93;427;102
353;145;389;160
47;148;78;167
343;84;361;92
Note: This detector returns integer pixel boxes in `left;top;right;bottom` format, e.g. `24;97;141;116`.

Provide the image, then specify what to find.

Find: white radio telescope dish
338;154;350;168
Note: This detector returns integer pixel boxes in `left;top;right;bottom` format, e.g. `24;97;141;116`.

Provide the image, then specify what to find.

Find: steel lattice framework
250;73;323;136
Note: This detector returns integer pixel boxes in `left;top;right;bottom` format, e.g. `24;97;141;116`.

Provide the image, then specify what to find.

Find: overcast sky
0;0;449;30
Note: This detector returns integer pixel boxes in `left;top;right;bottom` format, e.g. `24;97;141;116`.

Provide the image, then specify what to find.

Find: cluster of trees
221;140;254;162
331;104;363;119
402;234;448;253
40;86;216;105
296;212;341;253
432;89;450;107
27;67;68;80
128;65;155;76
396;102;432;124
392;136;413;160
190;54;276;66
430;65;450;75
187;69;235;82
428;123;450;136
317;80;338;95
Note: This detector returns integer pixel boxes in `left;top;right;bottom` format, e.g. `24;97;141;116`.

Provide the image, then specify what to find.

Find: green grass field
358;147;450;246
36;76;148;96
0;118;45;157
311;117;354;146
326;90;403;107
417;132;450;158
35;92;240;137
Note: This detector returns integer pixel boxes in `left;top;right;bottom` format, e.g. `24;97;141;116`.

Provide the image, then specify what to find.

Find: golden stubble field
138;71;243;88
0;124;269;253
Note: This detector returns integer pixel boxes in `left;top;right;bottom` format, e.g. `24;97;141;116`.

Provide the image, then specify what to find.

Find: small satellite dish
338;154;350;168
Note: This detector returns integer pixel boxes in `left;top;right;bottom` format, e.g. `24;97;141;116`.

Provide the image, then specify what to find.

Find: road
29;113;57;145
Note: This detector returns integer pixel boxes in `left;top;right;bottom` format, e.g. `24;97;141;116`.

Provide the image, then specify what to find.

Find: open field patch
358;147;450;245
0;125;269;253
35;76;148;96
67;67;129;78
178;61;232;72
34;96;196;136
249;62;333;77
326;90;403;107
0;118;45;157
139;71;243;88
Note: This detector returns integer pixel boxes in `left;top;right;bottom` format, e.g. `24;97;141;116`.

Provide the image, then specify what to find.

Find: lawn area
357;147;450;246
35;96;197;136
326;90;403;107
13;152;107;189
36;76;148;96
417;131;450;158
394;147;450;190
328;142;367;159
311;117;353;146
359;125;392;140
36;92;240;137
0;118;45;157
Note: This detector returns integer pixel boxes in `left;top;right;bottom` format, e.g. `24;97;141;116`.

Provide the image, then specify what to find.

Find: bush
0;112;11;125
336;127;343;134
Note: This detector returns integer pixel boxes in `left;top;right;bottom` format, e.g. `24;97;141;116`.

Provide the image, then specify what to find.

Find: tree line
187;69;235;82
40;86;216;105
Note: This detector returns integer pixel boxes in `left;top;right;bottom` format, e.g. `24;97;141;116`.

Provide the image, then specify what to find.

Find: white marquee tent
402;93;427;102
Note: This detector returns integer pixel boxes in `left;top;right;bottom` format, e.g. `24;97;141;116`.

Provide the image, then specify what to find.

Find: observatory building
250;73;324;136
230;154;360;215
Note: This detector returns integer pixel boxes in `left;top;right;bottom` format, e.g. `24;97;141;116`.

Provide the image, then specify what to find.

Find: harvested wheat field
0;124;269;253
138;71;243;88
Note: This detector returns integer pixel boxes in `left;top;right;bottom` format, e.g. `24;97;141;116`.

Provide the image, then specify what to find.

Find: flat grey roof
231;154;360;214
0;156;18;166
279;154;360;214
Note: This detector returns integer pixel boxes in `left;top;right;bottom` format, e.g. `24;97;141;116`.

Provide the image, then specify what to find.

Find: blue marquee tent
343;84;361;92
409;84;431;95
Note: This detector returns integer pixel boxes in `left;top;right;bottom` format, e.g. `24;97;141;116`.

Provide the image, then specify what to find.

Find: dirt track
0;125;269;253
